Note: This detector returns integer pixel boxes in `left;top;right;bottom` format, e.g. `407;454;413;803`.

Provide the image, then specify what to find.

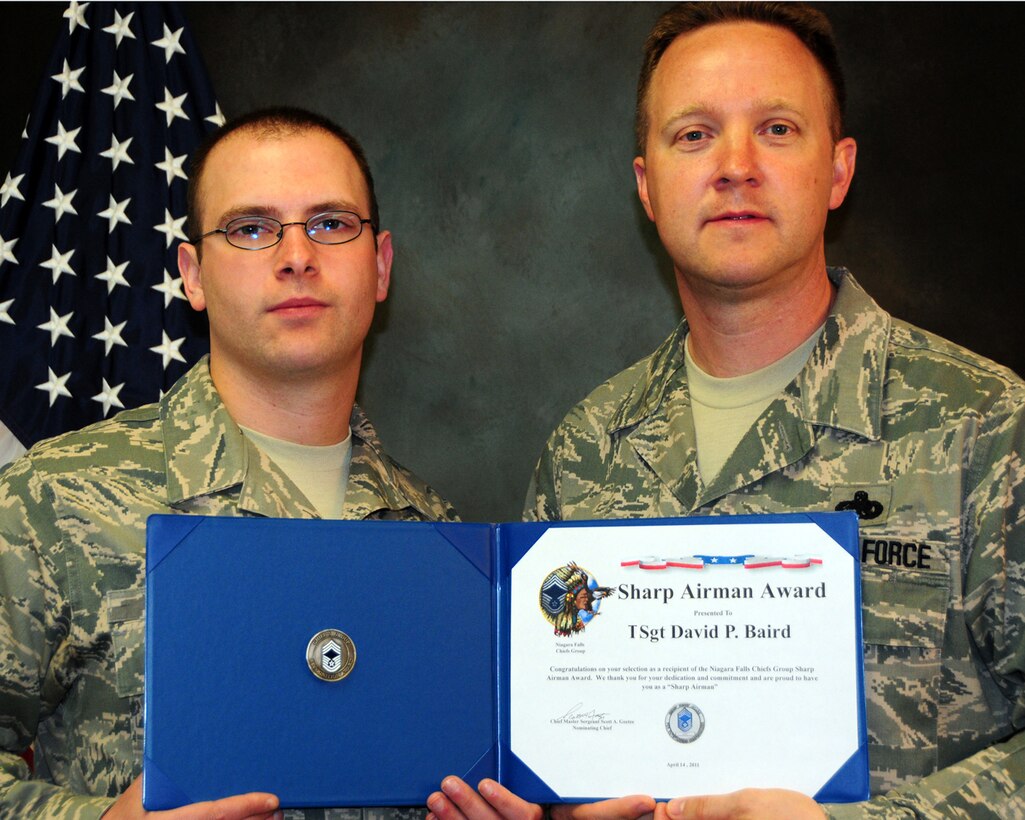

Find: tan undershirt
685;327;822;484
239;425;352;518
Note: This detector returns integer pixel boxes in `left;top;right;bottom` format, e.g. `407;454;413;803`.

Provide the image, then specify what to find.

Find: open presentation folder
143;511;869;810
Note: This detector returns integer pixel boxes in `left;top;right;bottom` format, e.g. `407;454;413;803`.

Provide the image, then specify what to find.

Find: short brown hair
186;106;380;240
635;2;846;153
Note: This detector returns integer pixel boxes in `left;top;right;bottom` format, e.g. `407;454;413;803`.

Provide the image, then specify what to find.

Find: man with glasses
0;107;454;818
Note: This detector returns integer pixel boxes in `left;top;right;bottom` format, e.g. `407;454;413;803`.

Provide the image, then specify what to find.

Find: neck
209;357;358;446
679;265;834;378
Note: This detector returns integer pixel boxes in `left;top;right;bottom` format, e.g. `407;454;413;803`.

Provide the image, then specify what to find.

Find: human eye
225;217;277;244
308;211;360;241
671;125;713;151
762;122;795;138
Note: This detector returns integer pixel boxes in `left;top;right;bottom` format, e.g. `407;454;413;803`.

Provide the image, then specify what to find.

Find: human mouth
708;211;768;224
269;297;327;317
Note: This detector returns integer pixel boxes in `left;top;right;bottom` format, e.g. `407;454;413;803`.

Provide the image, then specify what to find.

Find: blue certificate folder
143;512;869;810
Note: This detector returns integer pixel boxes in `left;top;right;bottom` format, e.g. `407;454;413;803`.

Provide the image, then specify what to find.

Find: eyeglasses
190;210;375;251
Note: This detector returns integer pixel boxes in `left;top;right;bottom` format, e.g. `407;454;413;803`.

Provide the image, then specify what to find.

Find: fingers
102;776;281;820
663;794;735;820
660;789;825;820
427;776;491;820
167;792;280;819
551;796;656;820
425;781;654;820
476;778;544;820
427;776;543;820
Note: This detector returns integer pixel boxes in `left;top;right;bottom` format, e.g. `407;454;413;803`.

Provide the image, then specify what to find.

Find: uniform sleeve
523;426;566;523
824;732;1025;818
0;456;115;819
826;392;1025;818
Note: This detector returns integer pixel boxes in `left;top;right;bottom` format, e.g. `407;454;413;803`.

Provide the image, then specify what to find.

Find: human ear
178;242;206;311
828;137;857;210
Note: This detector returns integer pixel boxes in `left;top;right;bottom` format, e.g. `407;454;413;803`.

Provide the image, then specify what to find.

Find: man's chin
677;262;781;298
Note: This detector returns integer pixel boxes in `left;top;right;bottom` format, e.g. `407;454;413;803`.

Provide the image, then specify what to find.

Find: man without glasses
429;3;1025;818
0;107;455;819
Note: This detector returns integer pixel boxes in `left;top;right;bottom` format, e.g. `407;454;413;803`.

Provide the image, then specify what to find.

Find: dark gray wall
3;3;1024;522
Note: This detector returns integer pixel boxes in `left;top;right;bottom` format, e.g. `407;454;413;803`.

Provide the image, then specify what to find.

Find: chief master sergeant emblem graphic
665;703;705;743
539;562;614;636
306;629;357;682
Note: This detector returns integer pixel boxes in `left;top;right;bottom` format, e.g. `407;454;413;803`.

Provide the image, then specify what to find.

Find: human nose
713;131;760;190
274;221;318;277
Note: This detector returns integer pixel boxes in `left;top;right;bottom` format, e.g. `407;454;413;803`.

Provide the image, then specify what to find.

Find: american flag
621;554;822;569
0;1;221;463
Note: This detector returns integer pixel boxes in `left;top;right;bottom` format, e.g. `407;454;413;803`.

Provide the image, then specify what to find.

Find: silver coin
306;629;356;682
665;702;705;743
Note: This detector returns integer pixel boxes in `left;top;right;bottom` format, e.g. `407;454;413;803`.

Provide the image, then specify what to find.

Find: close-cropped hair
635;2;846;153
186;106;380;240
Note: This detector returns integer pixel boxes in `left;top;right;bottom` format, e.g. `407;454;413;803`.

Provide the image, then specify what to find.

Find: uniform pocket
105;587;145;761
106;587;145;698
860;563;948;792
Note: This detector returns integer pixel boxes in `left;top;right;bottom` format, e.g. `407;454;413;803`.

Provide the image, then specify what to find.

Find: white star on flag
1;235;19;266
43;184;79;222
150;330;187;369
101;70;135;108
63;2;90;34
37;307;75;346
155;147;188;185
92;316;128;354
152;269;186;307
206;103;226;128
36;368;72;406
102;9;136;47
1;173;26;207
51;59;85;98
96;257;130;293
151;24;185;63
0;299;13;325
45;121;83;161
154;209;188;247
92;378;126;416
100;134;134;170
156;87;188;127
40;245;76;283
98;195;132;232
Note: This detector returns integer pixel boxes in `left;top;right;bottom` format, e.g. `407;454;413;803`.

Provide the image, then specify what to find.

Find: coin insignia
665;703;705;743
306;629;356;682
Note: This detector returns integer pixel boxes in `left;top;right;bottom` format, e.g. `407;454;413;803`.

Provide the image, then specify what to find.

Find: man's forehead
653;21;827;97
648;21;833;124
205;126;358;171
198;127;369;215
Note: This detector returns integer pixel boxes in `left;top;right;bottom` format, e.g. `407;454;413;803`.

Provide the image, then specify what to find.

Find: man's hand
426;776;656;820
103;775;281;819
655;789;825;820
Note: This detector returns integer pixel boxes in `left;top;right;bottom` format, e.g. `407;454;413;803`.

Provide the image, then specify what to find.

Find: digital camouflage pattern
527;269;1025;817
0;357;455;819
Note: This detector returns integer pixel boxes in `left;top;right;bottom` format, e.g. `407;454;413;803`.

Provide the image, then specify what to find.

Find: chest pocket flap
106;587;145;698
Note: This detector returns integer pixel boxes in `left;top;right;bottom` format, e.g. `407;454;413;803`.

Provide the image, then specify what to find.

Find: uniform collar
608;268;887;441
160;358;317;517
161;358;436;519
795;267;888;441
604;269;889;512
344;403;440;519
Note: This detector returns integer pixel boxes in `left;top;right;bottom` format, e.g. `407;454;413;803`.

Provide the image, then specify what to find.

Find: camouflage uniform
0;357;455;820
526;269;1025;818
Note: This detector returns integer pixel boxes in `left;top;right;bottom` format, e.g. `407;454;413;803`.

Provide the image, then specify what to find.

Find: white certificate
507;515;867;801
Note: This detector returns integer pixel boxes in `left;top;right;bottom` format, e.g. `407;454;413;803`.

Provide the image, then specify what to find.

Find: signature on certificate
550;702;611;724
